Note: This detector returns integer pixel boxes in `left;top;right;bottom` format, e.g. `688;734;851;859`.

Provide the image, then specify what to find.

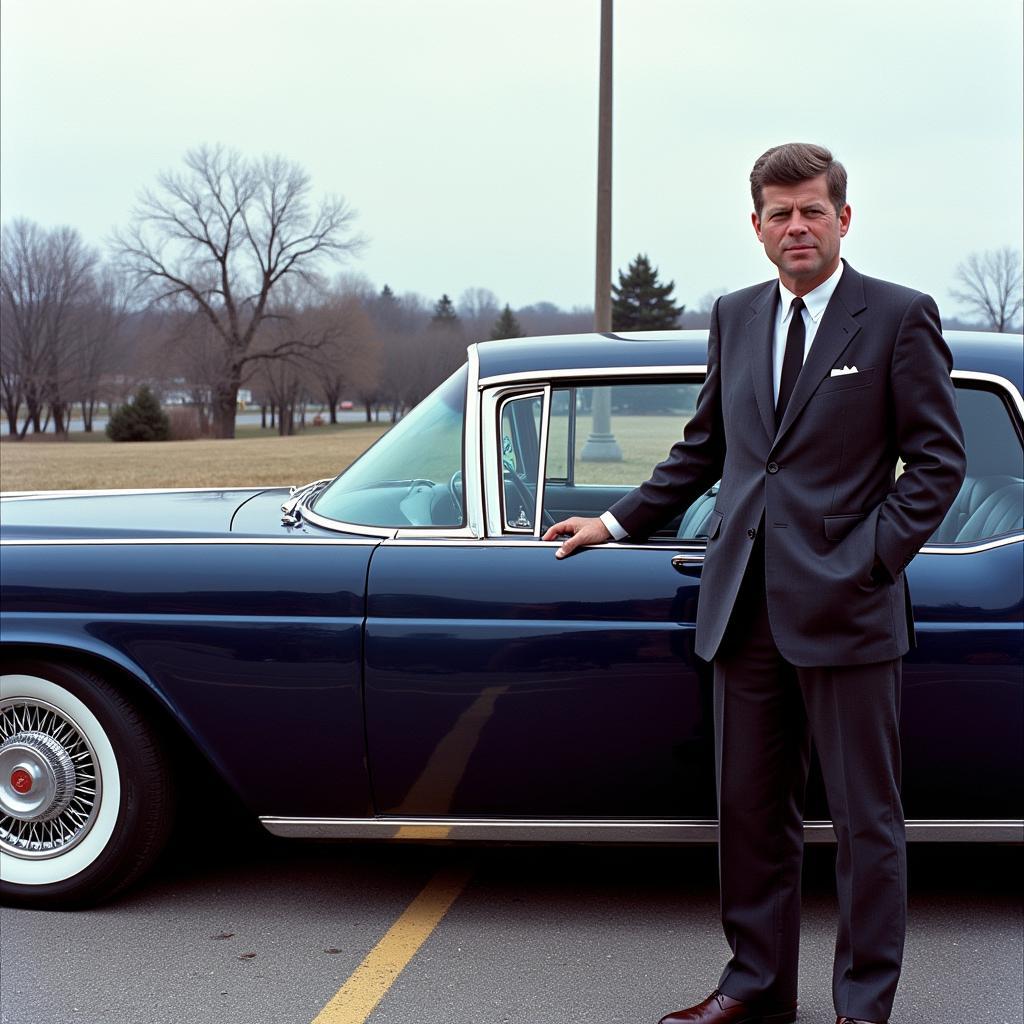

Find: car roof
474;329;1023;391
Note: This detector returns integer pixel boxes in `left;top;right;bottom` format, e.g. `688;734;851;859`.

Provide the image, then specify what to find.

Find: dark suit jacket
609;261;967;667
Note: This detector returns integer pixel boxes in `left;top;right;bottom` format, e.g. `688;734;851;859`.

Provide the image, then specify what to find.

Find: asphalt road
1;829;1021;1024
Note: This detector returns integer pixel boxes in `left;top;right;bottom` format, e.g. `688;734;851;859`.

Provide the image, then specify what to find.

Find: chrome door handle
671;554;705;574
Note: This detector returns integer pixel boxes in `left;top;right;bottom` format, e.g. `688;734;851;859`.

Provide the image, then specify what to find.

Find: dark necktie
775;296;805;428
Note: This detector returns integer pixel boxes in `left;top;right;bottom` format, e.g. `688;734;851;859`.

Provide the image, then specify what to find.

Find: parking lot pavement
1;831;1021;1024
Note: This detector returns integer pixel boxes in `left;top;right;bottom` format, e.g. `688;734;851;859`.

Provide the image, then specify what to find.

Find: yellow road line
393;825;453;839
311;862;473;1024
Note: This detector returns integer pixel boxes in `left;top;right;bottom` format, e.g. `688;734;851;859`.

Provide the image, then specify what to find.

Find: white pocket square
830;365;859;377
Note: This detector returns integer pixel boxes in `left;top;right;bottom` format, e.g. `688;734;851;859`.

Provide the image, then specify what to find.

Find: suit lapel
773;262;866;447
746;281;778;441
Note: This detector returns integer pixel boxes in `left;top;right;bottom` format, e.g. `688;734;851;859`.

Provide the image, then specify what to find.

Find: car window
500;392;543;531
543;380;714;540
313;365;466;528
930;382;1024;544
546;383;701;485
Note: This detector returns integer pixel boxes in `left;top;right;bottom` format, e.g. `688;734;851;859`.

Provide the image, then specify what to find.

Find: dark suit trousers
712;535;907;1021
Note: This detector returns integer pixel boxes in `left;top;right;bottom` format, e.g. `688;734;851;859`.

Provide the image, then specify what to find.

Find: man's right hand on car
542;516;613;558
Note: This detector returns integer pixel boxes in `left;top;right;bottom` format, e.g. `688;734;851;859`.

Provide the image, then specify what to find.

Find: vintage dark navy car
1;330;1022;908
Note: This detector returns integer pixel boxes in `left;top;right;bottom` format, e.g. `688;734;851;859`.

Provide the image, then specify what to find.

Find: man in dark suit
542;143;966;1024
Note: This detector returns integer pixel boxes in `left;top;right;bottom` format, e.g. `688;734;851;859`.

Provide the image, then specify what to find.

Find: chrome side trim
478;364;708;388
378;538;707;552
0;537;380;547
260;816;1024;844
380;531;1020;556
1;487;268;500
10;534;1012;555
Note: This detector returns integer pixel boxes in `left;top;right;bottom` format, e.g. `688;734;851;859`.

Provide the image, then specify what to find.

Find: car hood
0;488;269;541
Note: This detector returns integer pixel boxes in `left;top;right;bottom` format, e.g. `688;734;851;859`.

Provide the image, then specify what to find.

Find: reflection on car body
1;330;1022;908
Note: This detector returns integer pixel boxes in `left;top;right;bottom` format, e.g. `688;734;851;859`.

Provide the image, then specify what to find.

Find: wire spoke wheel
0;698;102;858
0;662;173;908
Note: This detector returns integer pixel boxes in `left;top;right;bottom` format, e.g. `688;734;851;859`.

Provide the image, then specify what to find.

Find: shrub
166;406;205;440
106;387;171;442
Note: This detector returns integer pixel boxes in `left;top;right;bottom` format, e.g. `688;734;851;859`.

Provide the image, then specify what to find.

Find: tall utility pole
582;0;623;461
594;0;613;333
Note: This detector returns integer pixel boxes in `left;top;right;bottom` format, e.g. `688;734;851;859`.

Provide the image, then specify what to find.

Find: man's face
751;174;851;293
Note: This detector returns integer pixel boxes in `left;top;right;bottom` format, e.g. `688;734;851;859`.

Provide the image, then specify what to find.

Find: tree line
2;144;1020;441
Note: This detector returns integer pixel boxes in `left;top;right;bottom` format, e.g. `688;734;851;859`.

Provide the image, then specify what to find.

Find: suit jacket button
767;461;779;474
747;528;757;539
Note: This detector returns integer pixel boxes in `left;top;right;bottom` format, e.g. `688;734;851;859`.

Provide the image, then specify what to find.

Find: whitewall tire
0;660;174;908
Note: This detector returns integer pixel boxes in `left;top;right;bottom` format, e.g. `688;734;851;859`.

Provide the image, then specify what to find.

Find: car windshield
312;365;467;528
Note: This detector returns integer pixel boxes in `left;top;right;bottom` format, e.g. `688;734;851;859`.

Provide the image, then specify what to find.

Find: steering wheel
503;471;555;531
448;470;463;511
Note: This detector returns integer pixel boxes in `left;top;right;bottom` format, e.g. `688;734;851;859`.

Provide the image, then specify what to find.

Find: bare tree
69;266;130;431
252;344;309;437
951;247;1023;332
361;287;431;421
1;219;98;437
457;286;500;339
112;144;365;437
311;293;379;423
246;283;353;436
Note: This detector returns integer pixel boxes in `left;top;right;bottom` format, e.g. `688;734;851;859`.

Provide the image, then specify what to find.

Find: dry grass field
0;413;692;494
0;425;389;492
550;413;690;484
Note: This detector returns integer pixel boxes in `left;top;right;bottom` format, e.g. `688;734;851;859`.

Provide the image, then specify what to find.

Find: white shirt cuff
600;511;628;541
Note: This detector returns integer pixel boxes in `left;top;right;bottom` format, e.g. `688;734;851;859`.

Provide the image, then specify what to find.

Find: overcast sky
2;0;1021;317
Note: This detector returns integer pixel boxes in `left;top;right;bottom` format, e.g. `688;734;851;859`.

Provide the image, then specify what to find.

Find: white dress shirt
599;262;845;541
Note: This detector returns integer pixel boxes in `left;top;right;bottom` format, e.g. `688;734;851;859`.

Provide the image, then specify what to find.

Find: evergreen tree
490;304;525;339
431;293;459;327
106;386;171;442
611;254;684;331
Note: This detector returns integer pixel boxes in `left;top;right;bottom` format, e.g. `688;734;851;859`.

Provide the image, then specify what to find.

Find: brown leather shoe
658;989;797;1023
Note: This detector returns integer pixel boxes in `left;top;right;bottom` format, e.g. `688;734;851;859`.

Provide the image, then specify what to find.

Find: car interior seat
677;485;719;539
954;479;1024;542
931;475;1022;543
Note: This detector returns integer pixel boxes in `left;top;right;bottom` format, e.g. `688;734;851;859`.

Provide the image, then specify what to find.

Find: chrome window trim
393;525;478;540
951;369;1024;419
478;364;708;389
536;385;552;534
0;537;381;547
260;815;1023;844
915;369;1024;554
921;534;1023;555
463;343;485;538
481;384;550;538
287;506;397;538
495;389;546;534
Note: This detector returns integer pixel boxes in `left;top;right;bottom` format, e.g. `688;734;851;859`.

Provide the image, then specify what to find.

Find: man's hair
749;143;847;216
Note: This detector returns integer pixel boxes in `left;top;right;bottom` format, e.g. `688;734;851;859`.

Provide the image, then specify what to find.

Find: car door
364;375;718;820
896;372;1024;821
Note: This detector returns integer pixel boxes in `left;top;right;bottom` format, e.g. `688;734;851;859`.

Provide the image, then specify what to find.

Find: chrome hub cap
0;699;101;858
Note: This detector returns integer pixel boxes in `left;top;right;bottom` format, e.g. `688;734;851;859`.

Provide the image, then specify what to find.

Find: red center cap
10;768;32;794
